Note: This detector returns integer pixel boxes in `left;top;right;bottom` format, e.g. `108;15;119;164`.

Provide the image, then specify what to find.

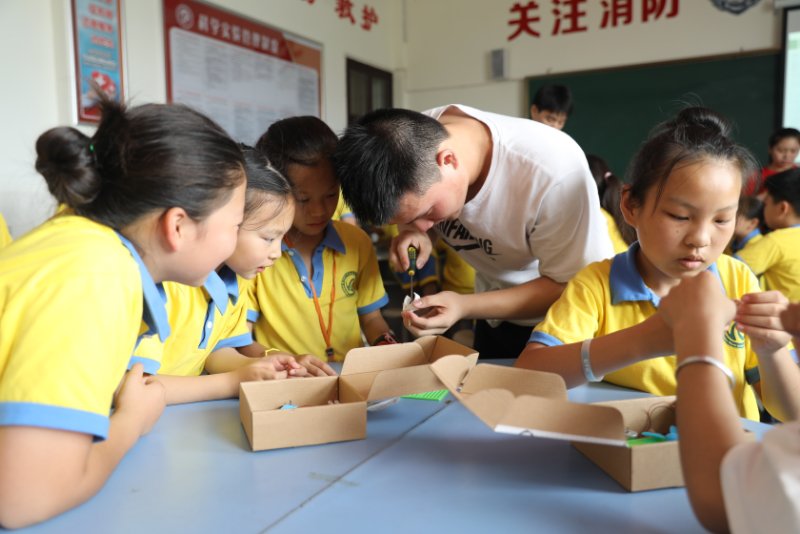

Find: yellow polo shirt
0;213;11;250
332;192;355;223
530;243;761;420
601;208;628;254
133;266;252;376
0;215;169;439
735;225;800;301
246;221;388;362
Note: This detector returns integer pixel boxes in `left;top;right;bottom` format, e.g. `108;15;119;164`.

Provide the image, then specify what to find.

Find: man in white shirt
334;104;613;358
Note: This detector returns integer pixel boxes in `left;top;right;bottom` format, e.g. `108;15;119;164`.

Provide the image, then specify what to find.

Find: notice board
164;0;322;144
528;53;779;177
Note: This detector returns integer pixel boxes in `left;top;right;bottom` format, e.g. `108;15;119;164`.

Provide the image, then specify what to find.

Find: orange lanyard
285;236;337;362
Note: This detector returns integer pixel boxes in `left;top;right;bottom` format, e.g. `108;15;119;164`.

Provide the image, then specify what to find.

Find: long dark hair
35;94;244;228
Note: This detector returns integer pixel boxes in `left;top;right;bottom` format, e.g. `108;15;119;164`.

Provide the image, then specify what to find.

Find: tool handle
407;246;418;277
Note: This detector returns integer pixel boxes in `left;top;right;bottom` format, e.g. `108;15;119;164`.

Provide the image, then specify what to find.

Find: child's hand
235;359;290;383
736;291;792;355
780;303;800;338
660;272;735;332
296;355;337;377
114;363;166;436
402;291;463;337
263;354;307;377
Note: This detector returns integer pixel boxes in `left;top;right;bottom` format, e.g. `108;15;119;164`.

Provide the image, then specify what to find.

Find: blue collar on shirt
282;222;347;298
610;242;722;307
731;228;761;253
281;221;347;254
116;232;170;342
204;265;240;313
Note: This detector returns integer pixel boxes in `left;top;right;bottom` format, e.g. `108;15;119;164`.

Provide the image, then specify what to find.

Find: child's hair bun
35;126;101;209
673;107;731;141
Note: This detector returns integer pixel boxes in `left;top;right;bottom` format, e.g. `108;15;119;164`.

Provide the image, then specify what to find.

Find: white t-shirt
722;421;800;534
423;104;614;326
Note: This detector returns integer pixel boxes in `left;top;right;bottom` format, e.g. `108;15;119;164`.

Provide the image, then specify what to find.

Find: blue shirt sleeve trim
128;356;161;375
528;331;564;346
357;294;389;315
0;402;110;440
247;309;259;322
212;332;254;352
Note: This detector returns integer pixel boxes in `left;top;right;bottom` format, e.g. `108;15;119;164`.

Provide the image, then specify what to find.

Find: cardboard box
429;355;686;492
339;335;478;401
240;336;477;451
239;376;366;451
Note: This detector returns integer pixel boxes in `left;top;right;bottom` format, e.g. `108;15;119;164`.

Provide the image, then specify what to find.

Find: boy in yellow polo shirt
249;116;395;362
736;168;800;302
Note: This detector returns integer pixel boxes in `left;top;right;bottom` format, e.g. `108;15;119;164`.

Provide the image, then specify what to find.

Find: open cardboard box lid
340;336;479;401
430;355;630;446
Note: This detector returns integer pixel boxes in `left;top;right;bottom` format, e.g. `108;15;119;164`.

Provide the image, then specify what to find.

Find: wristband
675;356;735;390
581;338;604;383
371;331;398;346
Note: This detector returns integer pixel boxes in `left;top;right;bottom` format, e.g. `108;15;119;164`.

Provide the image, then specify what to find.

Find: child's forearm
359;311;394;345
0;418;139;528
459;276;565;321
152;373;238;405
754;346;800;422
515;315;673;388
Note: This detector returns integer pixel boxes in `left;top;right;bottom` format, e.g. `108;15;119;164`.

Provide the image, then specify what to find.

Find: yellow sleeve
736;235;780;276
212;296;254;351
530;264;606;346
1;272;141;438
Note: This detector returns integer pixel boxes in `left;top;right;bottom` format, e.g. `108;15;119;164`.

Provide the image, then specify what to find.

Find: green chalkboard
528;53;779;178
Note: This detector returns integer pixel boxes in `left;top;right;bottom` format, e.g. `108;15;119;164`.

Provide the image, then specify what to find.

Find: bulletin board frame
163;0;323;144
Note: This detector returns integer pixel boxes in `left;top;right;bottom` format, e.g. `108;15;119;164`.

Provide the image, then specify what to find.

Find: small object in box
367;397;400;412
280;402;298;410
402;389;449;402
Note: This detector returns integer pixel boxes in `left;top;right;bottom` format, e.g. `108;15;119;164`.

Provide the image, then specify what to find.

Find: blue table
18;375;768;533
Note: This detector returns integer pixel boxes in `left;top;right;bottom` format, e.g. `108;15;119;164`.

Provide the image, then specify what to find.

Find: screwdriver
407;245;418;300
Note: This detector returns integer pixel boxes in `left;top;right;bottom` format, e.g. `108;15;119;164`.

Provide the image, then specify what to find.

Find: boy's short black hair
333;108;449;226
738;195;763;221
764;167;800;215
532;84;573;115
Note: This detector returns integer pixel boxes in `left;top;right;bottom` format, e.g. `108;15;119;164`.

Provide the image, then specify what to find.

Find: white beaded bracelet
580;338;604;383
675;356;735;390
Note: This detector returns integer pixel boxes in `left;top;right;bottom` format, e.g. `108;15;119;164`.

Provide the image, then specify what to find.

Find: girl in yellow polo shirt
0;96;246;528
517;107;795;422
136;146;335;405
248;116;395;363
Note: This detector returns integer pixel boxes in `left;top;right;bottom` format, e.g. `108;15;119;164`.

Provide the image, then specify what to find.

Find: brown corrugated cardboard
430;355;690;492
240;336;477;452
340;335;478;401
239;376;366;451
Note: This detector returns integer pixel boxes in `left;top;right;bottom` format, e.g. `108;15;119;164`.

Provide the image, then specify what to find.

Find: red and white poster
163;0;322;143
72;0;125;124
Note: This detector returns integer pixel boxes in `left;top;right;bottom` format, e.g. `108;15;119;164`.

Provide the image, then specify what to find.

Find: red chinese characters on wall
303;0;379;32
508;0;679;41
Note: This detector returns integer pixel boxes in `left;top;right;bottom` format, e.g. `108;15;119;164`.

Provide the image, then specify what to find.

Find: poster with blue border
71;0;125;123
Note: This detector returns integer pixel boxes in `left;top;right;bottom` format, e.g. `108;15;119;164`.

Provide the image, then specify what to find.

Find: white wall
0;0;784;237
404;0;781;115
0;0;402;237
